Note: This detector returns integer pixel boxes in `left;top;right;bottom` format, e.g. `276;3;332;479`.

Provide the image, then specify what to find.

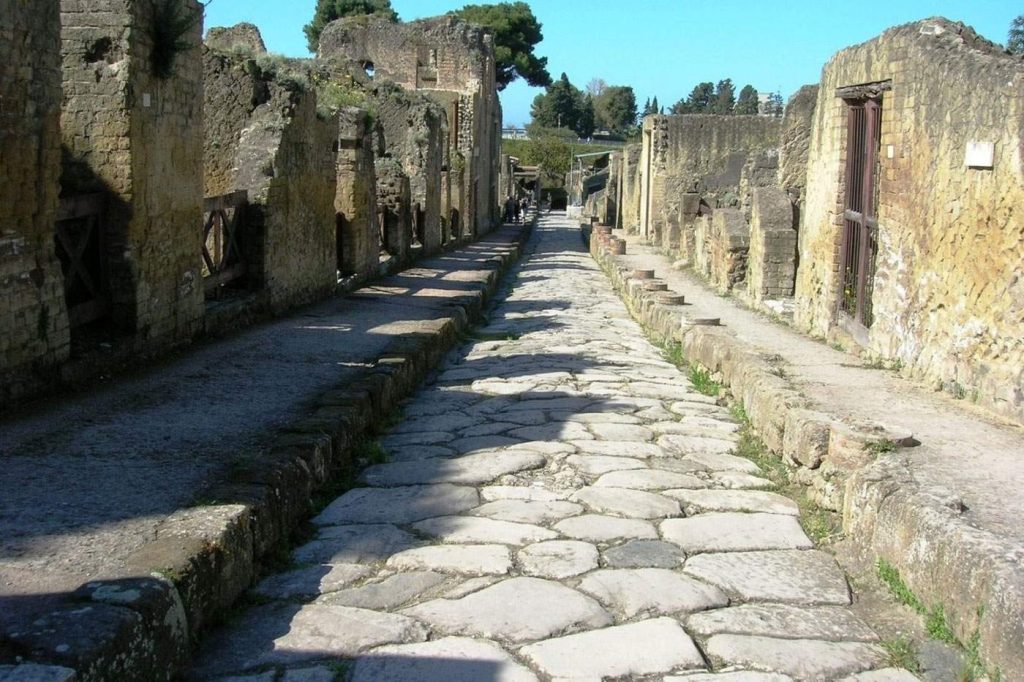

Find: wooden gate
838;96;882;327
202;190;248;297
55;194;108;327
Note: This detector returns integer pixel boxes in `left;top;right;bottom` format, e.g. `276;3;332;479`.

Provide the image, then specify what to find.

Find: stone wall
335;106;379;280
318;15;500;236
639;114;782;259
203;39;338;311
617;145;642;232
795;18;1024;424
0;0;70;402
778;85;819;215
376;158;412;265
746;187;798;303
60;0;205;347
370;83;445;255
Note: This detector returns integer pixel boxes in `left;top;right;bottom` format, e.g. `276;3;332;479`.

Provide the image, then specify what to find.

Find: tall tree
586;78;608;97
451;2;552;90
305;0;398;52
531;73;580;130
576;93;596;138
735;84;759;115
642;97;652;117
1010;14;1024;53
711;78;735;115
672;81;714;114
762;90;784;117
595;85;638;132
651;96;659;116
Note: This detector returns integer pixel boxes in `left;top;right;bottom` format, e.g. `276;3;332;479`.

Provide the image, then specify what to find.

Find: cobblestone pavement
190;213;914;681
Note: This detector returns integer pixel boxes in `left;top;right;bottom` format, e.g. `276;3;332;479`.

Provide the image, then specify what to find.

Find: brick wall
0;0;70;401
796;17;1024;424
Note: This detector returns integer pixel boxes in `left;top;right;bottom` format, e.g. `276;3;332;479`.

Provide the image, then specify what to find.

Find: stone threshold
0;220;535;682
586;225;1024;681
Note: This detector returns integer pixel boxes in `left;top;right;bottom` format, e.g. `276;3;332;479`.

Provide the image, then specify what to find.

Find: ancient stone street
189;214;913;681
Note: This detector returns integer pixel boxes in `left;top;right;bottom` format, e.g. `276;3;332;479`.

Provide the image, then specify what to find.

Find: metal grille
839;98;881;327
55;194;108;328
202;190;248;297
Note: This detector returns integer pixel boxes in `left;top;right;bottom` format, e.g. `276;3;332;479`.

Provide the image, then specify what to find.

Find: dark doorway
838;96;882;327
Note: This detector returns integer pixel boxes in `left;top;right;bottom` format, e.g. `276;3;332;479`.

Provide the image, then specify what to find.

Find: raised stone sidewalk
0;222;531;680
589;224;1024;680
185;213;914;681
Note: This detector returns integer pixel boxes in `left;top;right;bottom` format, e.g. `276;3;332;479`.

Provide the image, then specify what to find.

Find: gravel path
190;213;914;681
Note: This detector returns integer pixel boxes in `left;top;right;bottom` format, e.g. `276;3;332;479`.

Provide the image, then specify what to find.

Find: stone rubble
189;214;907;680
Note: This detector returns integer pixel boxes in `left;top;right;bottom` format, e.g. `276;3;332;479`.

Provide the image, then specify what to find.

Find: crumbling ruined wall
318;14;500;236
376;158;412;265
618;144;642;231
0;0;70;401
746;187;797;303
796;17;1024;424
335;106;379;280
639;114;782;259
60;0;205;347
370;82;445;255
778;84;819;217
203;35;338;311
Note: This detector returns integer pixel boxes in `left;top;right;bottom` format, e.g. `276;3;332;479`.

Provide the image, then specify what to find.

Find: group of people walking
503;195;531;224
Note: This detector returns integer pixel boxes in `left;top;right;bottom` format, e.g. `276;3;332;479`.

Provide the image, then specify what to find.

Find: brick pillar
60;0;205;344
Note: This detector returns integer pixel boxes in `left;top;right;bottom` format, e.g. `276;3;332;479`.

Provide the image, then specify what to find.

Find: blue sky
204;1;1015;127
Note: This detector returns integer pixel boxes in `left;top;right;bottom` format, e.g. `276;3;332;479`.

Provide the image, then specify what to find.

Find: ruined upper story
316;14;495;97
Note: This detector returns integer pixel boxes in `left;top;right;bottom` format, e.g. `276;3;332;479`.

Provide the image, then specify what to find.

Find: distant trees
531;74;637;137
762;91;784;117
670;79;776;116
450;2;552;90
735;84;759;115
305;0;398;52
641;96;660;118
1009;14;1024;53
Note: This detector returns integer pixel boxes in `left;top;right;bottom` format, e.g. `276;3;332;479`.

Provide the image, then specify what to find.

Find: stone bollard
611;239;626;255
632;269;655;280
642;280;669;292
656;292;685;305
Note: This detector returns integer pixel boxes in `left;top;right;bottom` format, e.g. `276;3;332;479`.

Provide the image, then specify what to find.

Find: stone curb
0;221;534;682
587;225;1024;680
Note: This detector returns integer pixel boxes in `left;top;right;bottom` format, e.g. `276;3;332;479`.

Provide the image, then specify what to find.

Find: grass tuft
864;438;898;457
687;365;720;397
881;637;921;673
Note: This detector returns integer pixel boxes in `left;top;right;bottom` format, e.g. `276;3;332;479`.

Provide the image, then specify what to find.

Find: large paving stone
192;604;427;676
627;382;702;401
551;411;643;424
471;499;584;524
587;423;655;441
658;434;738;456
662;513;813;553
566;454;647;476
293;524;419;564
252;563;373;600
480;485;567;502
680;451;761;474
449;435;524;453
663;673;792;681
837;670;921;681
554;514;659;542
412;515;558;545
317;571;447;610
351;637;538;682
602;539;686;568
665;489;799;516
577;568;728;619
518;540;599;579
380;431;456;448
594;468;706;490
687;604;879;642
459;421;519;437
402;577;611;643
711;471;776;489
386;545;512;575
704;634;886;679
314;484;479;525
684;550;851;605
361;451;544;487
390;415;479;434
571;486;680;519
387;444;459;462
519;617;705;679
572;440;665;458
509;422;593;441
